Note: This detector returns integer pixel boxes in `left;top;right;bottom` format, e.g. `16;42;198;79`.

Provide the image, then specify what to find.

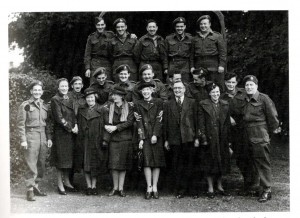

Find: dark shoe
206;192;215;199
64;185;78;192
92;188;98;195
119;190;126;197
175;194;184;199
153;191;159;199
216;190;231;196
145;191;152;200
26;190;36;201
258;191;272;203
57;187;67;195
33;187;47;196
108;189;118;197
86;188;92;196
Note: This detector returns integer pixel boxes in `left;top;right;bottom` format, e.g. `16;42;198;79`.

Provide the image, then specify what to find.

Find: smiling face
96;73;107;85
175;22;186;35
200;18;211;33
142;69;154;82
96;20;106;33
245;81;258;95
71;80;83;93
116;22;127;36
209;86;220;102
173;82;185;98
141;87;153;100
147;22;158;36
118;70;130;83
58;80;69;95
193;74;206;87
86;94;96;107
30;85;43;100
225;77;238;91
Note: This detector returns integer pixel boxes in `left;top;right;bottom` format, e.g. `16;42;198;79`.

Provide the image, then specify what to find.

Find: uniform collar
197;29;213;38
175;33;186;41
246;91;260;102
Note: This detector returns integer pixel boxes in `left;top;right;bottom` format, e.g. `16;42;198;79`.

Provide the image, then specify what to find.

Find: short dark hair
146;19;157;26
57;78;68;87
224;72;239;82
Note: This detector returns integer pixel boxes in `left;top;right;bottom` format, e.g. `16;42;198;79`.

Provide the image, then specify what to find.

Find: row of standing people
84;15;226;87
17;62;280;203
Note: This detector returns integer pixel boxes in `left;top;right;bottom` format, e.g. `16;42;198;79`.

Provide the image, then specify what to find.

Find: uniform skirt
108;140;132;170
142;137;166;168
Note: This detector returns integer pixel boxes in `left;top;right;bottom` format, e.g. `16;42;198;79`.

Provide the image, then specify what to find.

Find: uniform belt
246;121;267;128
170;57;189;62
92;55;108;59
26;127;46;132
114;56;133;61
141;59;160;62
195;55;218;61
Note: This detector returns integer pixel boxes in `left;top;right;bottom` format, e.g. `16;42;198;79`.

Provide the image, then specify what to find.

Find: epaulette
153;78;162;83
166;33;176;39
89;31;97;37
213;31;222;35
106;80;115;85
105;30;115;38
130;80;137;84
185;32;192;37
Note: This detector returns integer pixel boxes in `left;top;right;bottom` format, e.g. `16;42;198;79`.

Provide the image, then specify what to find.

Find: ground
10;135;289;213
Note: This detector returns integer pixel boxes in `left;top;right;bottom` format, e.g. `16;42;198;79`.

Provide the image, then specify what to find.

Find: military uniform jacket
134;34;168;69
89;80;114;105
68;90;86;116
84;30;115;70
135;98;164;140
165;33;193;60
134;79;168;102
191;31;227;68
164;96;197;145
187;82;210;102
17;97;51;143
108;34;138;61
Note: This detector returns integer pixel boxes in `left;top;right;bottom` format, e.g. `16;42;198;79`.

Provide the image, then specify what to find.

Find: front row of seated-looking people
17;64;280;204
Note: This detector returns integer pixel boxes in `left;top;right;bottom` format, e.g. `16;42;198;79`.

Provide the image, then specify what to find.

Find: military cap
197;15;211;26
93;67;107;78
205;82;220;93
139;64;153;74
138;82;155;90
115;64;131;74
84;87;97;97
29;80;44;90
243;75;258;85
193;67;208;78
94;16;104;25
70;76;83;85
172;17;186;27
111;85;127;96
113;18;126;27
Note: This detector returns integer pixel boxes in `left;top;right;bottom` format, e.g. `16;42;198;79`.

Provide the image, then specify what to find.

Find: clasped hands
105;125;117;133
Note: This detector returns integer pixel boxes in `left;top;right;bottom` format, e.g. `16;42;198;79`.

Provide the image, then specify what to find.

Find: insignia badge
250;76;253;80
200;70;203;74
180;18;182;21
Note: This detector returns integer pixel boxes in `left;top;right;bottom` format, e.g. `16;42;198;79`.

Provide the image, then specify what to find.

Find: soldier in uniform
165;17;193;83
186;67;210;103
134;19;168;82
191;15;227;90
17;81;52;201
108;18;138;82
240;75;280;203
220;73;259;196
68;76;86;116
133;64;168;102
89;67;114;105
84;16;114;84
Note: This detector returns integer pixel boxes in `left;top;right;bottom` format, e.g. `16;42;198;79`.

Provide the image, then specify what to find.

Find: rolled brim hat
138;82;155;90
192;67;208;78
115;64;131;74
139;64;153;74
93;67;107;78
111;85;127;96
113;18;126;28
243;75;258;85
197;15;211;26
84;87;97;97
172;17;186;27
70;76;83;85
29;80;44;90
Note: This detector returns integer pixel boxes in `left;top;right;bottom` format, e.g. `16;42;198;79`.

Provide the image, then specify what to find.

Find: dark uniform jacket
164;96;197;145
84;30;115;70
165;33;193;60
89;80;114;105
165;83;192;100
108;34;138;61
68;90;86;116
134;34;168;69
134;79;168;102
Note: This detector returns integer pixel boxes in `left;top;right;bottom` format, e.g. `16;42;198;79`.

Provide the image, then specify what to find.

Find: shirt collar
176;95;184;103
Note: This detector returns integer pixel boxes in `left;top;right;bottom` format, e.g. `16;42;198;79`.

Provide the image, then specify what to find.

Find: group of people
16;14;280;206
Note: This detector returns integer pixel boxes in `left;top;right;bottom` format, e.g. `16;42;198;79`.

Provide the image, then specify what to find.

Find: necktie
177;97;182;113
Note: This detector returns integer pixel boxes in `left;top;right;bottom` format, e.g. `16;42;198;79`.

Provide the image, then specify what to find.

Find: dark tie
177;97;182;113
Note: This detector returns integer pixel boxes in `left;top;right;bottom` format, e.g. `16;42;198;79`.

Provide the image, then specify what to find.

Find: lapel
139;99;155;111
79;104;101;120
170;99;180;124
180;97;190;121
201;99;215;119
219;99;229;127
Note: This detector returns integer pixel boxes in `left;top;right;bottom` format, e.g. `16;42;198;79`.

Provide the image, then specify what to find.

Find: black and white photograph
2;0;298;217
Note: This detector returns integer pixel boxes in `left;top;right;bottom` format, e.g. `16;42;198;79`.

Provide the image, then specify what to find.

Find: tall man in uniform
68;76;86;116
17;81;53;201
241;75;280;202
165;17;193;83
191;15;227;90
134;19;168;82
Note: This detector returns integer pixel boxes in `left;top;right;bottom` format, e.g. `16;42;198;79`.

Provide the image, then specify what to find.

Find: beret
139;64;153;74
172;17;186;27
197;15;211;26
93;67;107;78
243;75;258;85
192;67;208;78
205;82;220;93
138;82;155;90
84;87;97;97
70;76;83;85
115;64;131;74
111;85;127;96
95;16;104;25
113;18;126;27
29;80;43;90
